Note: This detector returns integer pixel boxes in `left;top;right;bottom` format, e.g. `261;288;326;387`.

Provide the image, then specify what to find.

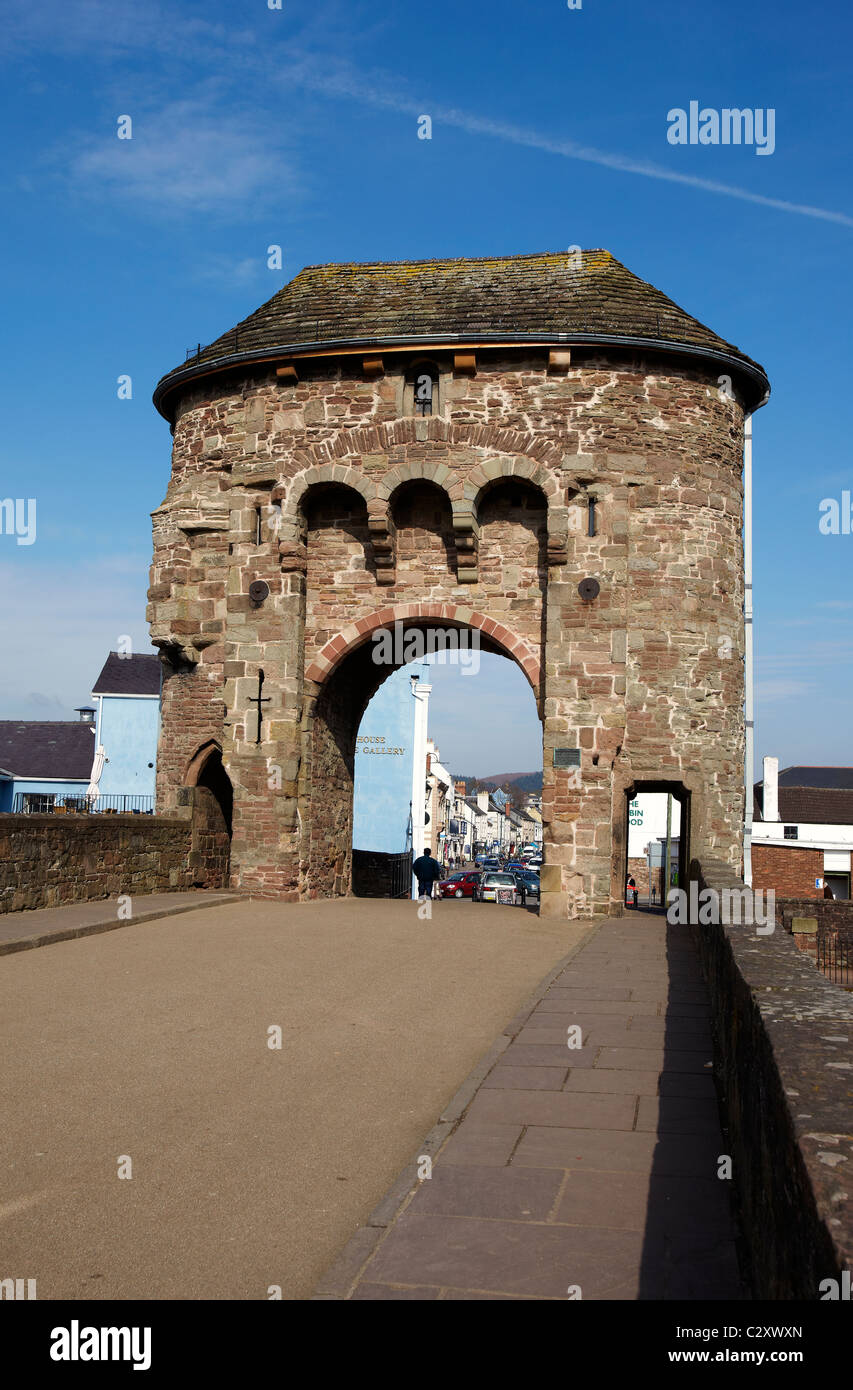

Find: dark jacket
413;854;442;883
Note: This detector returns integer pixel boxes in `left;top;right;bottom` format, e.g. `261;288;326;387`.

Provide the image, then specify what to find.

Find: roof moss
155;248;768;415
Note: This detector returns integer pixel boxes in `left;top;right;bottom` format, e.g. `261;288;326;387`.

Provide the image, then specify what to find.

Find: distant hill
453;770;543;794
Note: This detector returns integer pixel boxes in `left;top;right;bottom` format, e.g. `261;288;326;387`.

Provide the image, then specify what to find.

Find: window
404;362;441;417
783;825;798;840
414;371;434;415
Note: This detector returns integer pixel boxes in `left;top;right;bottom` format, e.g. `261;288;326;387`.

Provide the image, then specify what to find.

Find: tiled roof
92;653;161;697
777;787;853;826
0;723;94;780
777;766;853;790
754;781;853;826
155;250;768;415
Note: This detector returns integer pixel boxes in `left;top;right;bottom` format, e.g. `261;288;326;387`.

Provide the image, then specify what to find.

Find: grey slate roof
92;653;161;697
0;723;94;780
754;773;853;826
155;250;769;416
777;766;853;790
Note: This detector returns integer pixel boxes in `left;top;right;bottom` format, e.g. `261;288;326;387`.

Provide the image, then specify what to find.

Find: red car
437;871;481;899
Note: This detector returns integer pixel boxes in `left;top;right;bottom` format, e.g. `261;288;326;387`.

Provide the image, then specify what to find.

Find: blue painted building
0;721;95;812
89;653;161;807
0;651;161;814
352;663;429;854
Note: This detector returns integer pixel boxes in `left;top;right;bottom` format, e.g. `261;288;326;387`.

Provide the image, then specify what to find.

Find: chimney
477;789;489;812
762;756;779;822
454;780;466;795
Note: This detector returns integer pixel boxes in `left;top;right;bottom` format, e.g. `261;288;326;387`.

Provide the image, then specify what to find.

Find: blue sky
0;0;850;778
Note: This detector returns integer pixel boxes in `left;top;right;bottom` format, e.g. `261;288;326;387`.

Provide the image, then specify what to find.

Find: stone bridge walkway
315;917;744;1300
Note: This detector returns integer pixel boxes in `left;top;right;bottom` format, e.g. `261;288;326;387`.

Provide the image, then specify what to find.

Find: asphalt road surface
1;896;587;1300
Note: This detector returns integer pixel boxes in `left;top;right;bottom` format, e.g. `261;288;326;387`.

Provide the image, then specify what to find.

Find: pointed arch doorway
185;740;233;887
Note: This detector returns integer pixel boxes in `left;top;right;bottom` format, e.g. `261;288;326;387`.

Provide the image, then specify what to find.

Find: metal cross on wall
248;668;270;745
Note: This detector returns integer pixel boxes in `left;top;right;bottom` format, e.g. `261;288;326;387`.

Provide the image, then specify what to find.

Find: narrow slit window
255;507;263;544
414;372;434;415
587;497;597;537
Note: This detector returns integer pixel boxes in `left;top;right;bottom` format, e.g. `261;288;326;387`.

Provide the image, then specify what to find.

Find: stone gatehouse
147;250;769;918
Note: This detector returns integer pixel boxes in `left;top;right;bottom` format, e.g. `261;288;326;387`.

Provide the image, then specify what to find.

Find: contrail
280;62;853;229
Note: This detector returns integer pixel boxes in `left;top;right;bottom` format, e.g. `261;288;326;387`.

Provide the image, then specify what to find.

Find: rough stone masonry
147;250;770;918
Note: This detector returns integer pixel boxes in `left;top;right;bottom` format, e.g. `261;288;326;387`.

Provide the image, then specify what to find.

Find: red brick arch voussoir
305;603;541;696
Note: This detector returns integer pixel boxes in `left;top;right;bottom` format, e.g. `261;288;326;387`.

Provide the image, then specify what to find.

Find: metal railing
12;793;155;815
816;926;853;989
389;851;413;899
183;311;725;365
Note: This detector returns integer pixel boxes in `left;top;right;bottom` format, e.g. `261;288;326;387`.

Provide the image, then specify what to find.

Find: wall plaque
553;748;581;768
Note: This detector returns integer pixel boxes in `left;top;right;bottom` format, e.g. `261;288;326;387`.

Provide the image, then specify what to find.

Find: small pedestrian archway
302;605;543;899
621;779;691;913
184;739;233;888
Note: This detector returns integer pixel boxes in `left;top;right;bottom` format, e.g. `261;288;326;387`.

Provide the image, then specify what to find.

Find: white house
752;757;853;900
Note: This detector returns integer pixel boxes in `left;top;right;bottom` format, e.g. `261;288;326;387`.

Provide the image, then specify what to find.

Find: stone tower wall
148;351;746;917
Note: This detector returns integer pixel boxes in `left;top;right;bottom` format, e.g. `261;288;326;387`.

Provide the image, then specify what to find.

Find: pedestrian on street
412;848;442;901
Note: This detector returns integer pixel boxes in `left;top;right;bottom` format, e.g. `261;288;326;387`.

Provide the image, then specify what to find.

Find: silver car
476;872;521;905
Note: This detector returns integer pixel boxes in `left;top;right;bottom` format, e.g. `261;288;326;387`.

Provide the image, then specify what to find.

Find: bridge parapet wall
690;856;853;1298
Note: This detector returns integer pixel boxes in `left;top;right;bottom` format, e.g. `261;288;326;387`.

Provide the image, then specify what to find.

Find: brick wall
690;856;853;1297
752;842;823;898
776;897;853;933
188;787;231;889
626;856;649;897
0;816;193;914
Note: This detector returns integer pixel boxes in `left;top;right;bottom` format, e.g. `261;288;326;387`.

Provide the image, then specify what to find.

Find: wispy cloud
190;255;269;289
0;558;152;720
758;639;853;674
13;2;852;229
277;58;853;229
755;678;815;703
62;97;302;218
0;0;249;59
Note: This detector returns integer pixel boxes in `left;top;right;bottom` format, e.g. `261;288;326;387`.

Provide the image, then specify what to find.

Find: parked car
475;872;522;905
526;857;542;871
505;860;526;872
513;870;540;901
437;871;481;899
480;857;502;872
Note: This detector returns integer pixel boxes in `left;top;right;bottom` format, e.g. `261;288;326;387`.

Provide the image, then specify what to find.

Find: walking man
412;848;442;901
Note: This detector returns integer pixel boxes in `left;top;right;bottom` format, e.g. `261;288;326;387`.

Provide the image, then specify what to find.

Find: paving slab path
317;916;745;1300
0;891;242;955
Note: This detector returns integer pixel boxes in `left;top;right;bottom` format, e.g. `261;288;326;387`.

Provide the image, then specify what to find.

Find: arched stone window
403;361;441;417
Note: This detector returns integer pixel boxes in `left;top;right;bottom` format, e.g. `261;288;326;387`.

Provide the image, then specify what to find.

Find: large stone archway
149;250;769;917
300;604;543;901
